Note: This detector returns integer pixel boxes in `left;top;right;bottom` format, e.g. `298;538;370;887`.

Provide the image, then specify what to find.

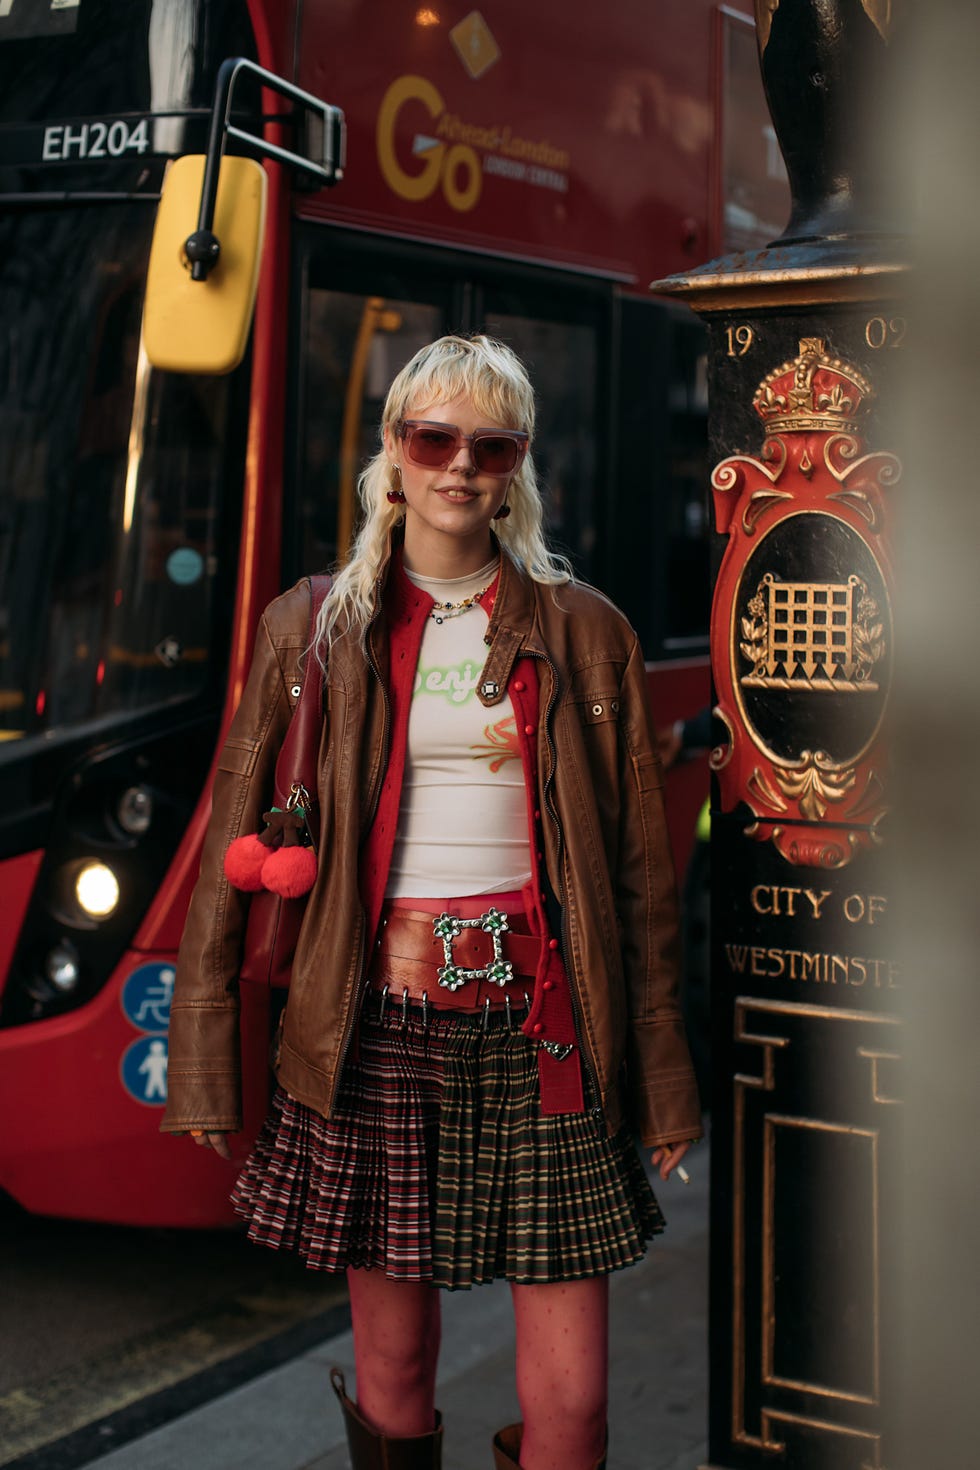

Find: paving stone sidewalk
82;1145;709;1470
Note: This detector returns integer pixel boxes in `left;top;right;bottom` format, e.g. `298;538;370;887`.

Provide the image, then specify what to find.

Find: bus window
481;310;600;580
0;204;246;747
661;314;710;654
291;285;444;578
609;296;709;658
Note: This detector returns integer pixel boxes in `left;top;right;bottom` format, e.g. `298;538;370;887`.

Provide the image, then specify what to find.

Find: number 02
864;316;906;349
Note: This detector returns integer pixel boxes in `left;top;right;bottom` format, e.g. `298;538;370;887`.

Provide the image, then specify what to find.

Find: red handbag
226;574;331;988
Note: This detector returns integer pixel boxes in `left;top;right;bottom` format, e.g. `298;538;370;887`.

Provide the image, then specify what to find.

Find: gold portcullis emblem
740;573;885;693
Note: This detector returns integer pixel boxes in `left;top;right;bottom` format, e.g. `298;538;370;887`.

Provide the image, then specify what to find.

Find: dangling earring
387;465;406;504
492;501;511;520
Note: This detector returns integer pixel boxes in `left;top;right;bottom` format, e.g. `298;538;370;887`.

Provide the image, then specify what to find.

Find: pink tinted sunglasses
397;419;529;476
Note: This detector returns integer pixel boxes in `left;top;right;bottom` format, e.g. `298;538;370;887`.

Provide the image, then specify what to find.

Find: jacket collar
478;540;551;706
364;527;548;707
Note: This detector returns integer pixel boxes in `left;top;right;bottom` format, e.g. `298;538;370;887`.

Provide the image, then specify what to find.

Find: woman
163;335;701;1470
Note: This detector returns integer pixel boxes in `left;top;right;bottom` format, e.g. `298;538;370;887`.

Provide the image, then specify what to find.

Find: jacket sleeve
161;612;294;1134
616;635;703;1147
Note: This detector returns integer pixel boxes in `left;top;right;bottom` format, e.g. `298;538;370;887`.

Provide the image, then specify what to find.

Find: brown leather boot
330;1368;443;1468
492;1423;524;1468
491;1421;607;1470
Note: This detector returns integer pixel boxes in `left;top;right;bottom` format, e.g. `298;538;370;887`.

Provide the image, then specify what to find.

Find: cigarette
660;1145;691;1185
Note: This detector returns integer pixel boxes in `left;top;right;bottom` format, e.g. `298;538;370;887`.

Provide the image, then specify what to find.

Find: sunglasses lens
408;427;457;466
473;436;520;474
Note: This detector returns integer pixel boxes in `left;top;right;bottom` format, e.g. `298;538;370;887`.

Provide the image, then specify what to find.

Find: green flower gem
433;914;461;941
481;908;509;936
487;960;514;987
438;964;464;992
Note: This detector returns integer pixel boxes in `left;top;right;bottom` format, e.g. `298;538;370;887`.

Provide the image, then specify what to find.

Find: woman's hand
650;1140;692;1182
189;1130;233;1161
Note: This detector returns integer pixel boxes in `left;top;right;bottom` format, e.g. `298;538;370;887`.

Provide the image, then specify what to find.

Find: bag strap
272;574;332;834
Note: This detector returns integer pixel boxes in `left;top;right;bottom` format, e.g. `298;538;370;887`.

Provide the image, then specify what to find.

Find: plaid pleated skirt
231;998;664;1288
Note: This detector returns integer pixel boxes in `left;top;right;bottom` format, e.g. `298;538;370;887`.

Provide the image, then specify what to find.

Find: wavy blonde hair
313;334;572;658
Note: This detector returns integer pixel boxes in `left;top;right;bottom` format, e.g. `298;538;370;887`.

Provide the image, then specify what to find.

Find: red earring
492;502;511;520
387;466;406;504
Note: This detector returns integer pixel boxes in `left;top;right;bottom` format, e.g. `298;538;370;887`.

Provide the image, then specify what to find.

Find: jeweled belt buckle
433;908;514;992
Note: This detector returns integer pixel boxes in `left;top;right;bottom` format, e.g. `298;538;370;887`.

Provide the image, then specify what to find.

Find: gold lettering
864;314;907;349
442;144;482;211
725;944;749;974
800;951;823;982
726;324;755;357
723;941;898;988
843;892;866;923
803;888;832;919
750;884;773;915
377;75;446;203
868;894;887;925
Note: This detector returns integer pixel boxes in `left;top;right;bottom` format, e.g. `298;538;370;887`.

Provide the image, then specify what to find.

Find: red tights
347;1267;608;1470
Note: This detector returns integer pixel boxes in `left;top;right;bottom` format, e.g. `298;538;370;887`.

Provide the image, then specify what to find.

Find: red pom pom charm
224;833;271;891
262;844;317;898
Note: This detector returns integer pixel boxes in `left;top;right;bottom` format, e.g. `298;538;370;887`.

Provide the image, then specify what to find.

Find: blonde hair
313;334;572;657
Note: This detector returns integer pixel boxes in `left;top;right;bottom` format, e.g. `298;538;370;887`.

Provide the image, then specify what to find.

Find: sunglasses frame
397;419;529;477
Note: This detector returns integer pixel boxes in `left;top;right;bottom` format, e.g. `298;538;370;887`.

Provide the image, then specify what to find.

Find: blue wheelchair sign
121;963;175;1032
121;1035;169;1106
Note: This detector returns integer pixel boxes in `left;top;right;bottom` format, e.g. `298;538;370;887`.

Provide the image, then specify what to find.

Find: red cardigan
358;555;583;1114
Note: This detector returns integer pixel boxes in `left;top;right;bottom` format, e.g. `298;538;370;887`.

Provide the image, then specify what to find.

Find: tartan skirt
231;997;665;1288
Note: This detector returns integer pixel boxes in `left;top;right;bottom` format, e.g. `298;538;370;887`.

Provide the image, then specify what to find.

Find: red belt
367;905;540;1014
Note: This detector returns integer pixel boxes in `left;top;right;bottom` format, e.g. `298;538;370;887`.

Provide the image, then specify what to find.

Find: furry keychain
224;789;318;899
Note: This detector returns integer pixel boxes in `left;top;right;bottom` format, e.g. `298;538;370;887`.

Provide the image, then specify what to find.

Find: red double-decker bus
0;0;786;1225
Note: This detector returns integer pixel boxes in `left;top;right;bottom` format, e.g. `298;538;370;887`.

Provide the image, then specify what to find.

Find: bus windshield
0;0;256;751
0;203;245;749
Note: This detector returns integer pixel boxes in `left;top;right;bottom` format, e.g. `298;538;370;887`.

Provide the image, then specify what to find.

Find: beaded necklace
429;580;493;625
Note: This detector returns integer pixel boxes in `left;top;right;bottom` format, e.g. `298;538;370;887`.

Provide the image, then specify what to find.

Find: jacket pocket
217;736;259;779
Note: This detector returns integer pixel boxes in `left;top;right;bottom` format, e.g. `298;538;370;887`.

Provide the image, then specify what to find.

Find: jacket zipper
526;648;603;1123
325;591;391;1112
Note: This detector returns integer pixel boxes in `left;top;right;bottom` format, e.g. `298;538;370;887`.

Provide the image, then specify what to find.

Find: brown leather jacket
163;543;702;1147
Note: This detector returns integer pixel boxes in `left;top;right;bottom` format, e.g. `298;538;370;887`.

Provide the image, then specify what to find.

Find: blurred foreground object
890;7;980;1470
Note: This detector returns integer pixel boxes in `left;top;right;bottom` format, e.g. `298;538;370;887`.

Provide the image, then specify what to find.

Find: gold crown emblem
753;338;874;436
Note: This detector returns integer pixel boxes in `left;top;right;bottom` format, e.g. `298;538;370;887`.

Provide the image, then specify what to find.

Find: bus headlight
45;940;81;993
117;785;153;836
75;862;120;919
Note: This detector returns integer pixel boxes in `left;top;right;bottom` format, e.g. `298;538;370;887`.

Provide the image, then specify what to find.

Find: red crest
710;339;898;869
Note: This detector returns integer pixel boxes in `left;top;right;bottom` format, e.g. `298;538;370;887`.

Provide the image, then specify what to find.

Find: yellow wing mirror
143;155;267;375
142;57;345;375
